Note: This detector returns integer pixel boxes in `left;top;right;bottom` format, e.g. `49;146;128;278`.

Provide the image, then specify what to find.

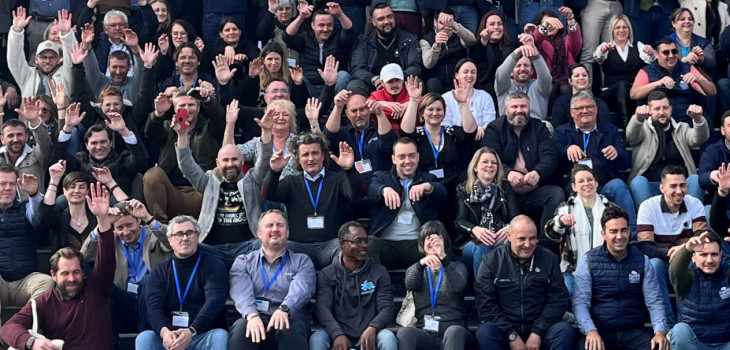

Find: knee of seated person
669;322;693;340
135;330;159;345
143;167;166;184
396;326;419;339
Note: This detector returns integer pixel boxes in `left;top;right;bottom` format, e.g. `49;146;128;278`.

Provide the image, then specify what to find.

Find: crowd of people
1;0;730;349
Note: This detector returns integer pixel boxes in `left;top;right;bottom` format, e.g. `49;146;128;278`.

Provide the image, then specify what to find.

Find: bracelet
143;217;155;226
48;183;58;188
409;97;419;102
109;184;120;192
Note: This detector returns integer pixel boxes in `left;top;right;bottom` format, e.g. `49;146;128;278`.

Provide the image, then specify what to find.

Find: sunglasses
660;49;679;56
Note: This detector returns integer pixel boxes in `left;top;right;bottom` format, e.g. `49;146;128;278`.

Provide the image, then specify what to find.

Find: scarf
551;35;569;85
470;181;500;231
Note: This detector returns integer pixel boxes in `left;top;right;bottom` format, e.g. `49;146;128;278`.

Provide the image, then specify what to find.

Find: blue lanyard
358;131;366;160
121;228;147;281
582;132;590;153
305;176;324;215
179;75;199;88
260;251;288;293
423;127;444;167
172;255;201;311
426;266;444;314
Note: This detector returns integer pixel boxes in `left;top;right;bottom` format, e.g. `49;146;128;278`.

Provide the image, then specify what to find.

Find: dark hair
108;50;130;65
288;132;329;171
37;95;58;124
570;164;595;184
569;63;587;77
173;42;203;62
0;164;18;177
653;36;676;50
537;9;563;36
435;7;455;17
370;2;391;16
338;221;364;240
476;11;512;49
454;58;477;75
83;124;113;145
169;19;198;41
721;110;730;126
392;137;418;153
600;204;630;230
670;7;694;23
647;90;668;103
661;164;688;182
62;171;89;190
218;16;241;33
50;247;84;273
312;9;332;22
265;77;289;91
2;119;28;135
694;230;722;248
417;220;452;255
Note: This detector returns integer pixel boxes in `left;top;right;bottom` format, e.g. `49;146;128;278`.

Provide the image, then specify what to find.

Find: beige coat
681;0;730;39
626;114;709;180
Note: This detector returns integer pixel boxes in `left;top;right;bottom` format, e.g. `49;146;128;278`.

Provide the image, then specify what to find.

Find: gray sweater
404;259;468;334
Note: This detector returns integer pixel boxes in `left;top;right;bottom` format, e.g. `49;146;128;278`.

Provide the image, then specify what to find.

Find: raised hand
194;37;205;52
405;75;422;100
140;42;159;68
4;86;19;109
326;2;342;15
254;107;277;131
15;97;41;124
126;199;152;221
213;54;238;85
635;105;650;122
365;99;383;115
18;173;39;195
305;97;322;123
57;9;72;35
269;149;292;172
226;99;240;124
542;17;564;31
248;57;263;78
104;112;128;132
48;159;66;182
290;65;304;85
330;141;354;170
153;92;173;117
686;104;704;123
65;102;86;128
0;87;7;110
685;231;713;252
268;0;280;13
158;33;170;54
86;182;111;218
452;78;469;103
298;0;314;18
318;55;339;86
718;163;730;192
558;6;574;20
81;23;95;49
122;29;139;51
333;89;351;108
12;7;31;33
69;42;89;65
91;167;115;185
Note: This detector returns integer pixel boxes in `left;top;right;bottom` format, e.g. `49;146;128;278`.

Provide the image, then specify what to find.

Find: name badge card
429;169;444;179
172;311;190;327
127;282;139;295
578;158;593;169
255;299;270;312
307;216;325;229
424;315;440;332
355;159;373;173
397;212;414;224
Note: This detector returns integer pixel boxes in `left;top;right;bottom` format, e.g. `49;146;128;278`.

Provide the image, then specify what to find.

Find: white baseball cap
380;63;404;82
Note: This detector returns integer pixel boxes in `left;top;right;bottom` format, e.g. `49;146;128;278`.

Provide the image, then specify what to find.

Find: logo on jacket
720;287;730;300
361;280;375;295
628;271;640;284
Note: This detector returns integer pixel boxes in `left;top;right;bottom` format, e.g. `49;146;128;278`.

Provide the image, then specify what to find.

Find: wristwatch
26;336;36;350
189;326;197;338
278;304;290;313
508;332;519;342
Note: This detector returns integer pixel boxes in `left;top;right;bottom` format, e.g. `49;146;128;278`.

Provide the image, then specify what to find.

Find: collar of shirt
575;124;598;133
123;237;142;251
109;40;127;52
611;40;633;61
660;195;688;214
0;144;33;166
304;168;325;182
257;248;287;265
725;138;730;152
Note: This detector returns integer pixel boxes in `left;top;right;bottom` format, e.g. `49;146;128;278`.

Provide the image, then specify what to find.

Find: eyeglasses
37;55;59;61
661;49;679;56
170;230;200;239
343;237;369;245
266;89;289;94
570;105;596;111
106;23;128;29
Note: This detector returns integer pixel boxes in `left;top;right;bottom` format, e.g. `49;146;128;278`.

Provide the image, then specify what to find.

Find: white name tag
255;299;270;312
127;282;139;294
172;311;189;327
355;159;373;173
307;216;325;229
578;158;593;169
287;58;297;67
424;315;440;332
397;212;413;224
429;169;444;179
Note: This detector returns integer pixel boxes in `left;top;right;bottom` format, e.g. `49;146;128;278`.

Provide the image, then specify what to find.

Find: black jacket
283;27;354;85
350;28;421;83
475;243;569;341
454;180;519;246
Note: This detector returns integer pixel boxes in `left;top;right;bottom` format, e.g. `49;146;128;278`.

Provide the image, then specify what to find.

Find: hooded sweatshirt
315;255;396;340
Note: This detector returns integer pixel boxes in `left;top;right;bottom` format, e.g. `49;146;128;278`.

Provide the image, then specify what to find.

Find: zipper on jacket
520;265;525;335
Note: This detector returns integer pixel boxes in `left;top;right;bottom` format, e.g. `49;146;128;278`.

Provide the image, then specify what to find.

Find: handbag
395;291;417;327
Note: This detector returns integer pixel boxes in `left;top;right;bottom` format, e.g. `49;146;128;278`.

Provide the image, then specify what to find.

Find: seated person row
419;8;476;94
698;112;730;214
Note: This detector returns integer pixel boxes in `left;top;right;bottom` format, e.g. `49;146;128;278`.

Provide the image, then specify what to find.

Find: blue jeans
201;12;246;46
448;5;480;34
670;322;730;350
628;7;672;48
460;241;500;275
600;178;638;235
477;321;575;350
649;258;677;327
111;275;149;334
517;0;563;35
303;71;351;97
135;328;228;349
563;272;575;296
336;4;367;36
206;239;261;270
630;174;705;208
309;329;398;350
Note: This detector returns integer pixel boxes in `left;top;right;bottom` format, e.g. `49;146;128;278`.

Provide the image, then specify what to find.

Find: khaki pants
143;167;203;223
0;272;54;326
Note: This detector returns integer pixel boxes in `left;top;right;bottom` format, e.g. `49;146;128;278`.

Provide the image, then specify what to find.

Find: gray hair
505;90;529;105
171;87;201;108
166;215;201;237
570;90;595;108
103;10;128;26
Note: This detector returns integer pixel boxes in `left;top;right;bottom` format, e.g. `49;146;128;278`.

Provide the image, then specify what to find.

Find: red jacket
533;24;583;74
368;88;419;135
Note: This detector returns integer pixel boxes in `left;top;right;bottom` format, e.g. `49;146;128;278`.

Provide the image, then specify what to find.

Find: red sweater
0;228;116;350
368;88;418;135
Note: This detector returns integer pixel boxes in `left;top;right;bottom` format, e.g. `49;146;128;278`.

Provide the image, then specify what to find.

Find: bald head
508;215;538;261
346;94;370;131
216;144;243;182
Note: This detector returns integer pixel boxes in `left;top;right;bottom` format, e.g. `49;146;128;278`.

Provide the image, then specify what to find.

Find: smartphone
173;109;188;131
187;88;204;100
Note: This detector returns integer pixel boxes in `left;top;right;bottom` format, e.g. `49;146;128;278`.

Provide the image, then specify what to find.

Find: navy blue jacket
698;139;730;192
367;167;447;236
641;61;706;124
324;122;398;185
0;200;39;282
553;122;630;184
586;245;647;331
